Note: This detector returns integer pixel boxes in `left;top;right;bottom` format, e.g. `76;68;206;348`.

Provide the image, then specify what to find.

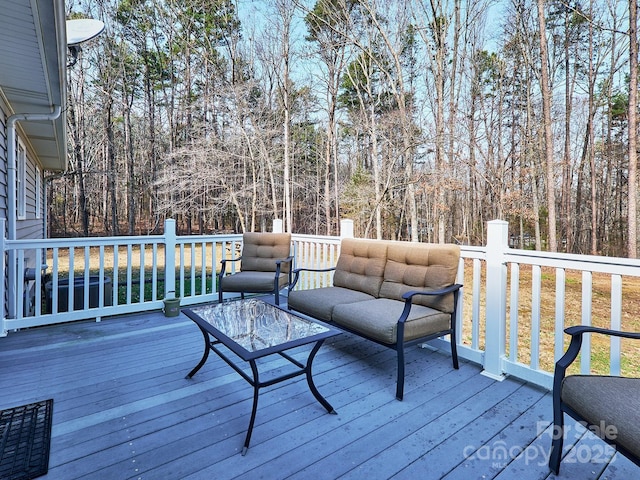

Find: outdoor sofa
287;238;463;400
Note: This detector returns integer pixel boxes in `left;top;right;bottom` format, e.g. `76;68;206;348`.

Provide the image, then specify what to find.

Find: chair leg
396;347;405;401
450;332;459;369
218;288;223;304
449;310;459;369
549;413;564;474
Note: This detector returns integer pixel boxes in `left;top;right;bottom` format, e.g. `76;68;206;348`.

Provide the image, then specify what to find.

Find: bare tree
629;0;638;258
304;0;354;236
537;0;558;251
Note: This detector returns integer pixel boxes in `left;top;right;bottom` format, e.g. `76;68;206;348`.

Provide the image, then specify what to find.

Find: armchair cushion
218;232;292;305
219;271;290;294
240;232;292;272
562;375;640;460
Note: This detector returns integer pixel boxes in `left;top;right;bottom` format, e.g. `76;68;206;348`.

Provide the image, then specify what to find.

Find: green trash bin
162;295;181;317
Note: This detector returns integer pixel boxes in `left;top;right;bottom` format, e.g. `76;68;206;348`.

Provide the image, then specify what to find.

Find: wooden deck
0;304;636;480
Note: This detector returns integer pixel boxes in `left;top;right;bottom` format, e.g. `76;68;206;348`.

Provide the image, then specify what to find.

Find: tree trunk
106;99;118;236
537;0;557;252
628;0;638;258
67;78;89;236
562;9;573;252
589;0;598;255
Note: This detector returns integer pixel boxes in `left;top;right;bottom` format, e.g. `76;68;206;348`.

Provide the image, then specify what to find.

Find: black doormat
0;399;53;480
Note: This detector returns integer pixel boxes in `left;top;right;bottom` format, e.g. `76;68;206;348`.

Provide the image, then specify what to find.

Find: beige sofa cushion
287;287;376;322
240;232;292;273
379;242;460;312
332;238;387;297
332;298;452;344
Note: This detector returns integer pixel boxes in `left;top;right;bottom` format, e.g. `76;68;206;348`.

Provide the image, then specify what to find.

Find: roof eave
31;0;68;171
0;0;68;171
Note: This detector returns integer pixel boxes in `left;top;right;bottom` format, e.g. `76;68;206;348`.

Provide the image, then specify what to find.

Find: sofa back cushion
333;239;387;297
379;242;460;312
240;232;292;273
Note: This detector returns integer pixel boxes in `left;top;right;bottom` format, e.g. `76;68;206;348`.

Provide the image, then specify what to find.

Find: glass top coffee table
183;298;340;455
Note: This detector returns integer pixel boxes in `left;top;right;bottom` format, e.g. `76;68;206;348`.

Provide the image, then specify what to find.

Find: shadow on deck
0;303;636;479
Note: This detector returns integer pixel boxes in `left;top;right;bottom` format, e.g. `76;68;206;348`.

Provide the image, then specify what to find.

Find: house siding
0;98;7;221
17;150;45;241
1;0;66;321
1;94;48;319
16;129;47;318
1;97;8;319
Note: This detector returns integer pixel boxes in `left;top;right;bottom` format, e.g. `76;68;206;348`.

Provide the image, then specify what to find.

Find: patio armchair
217;232;293;306
549;325;640;474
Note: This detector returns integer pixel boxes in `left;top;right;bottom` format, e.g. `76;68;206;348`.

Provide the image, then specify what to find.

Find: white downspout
6;105;62;318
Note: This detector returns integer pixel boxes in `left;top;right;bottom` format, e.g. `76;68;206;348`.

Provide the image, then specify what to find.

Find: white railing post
164;219;176;298
272;219;283;233
340;219;354;238
482;219;509;380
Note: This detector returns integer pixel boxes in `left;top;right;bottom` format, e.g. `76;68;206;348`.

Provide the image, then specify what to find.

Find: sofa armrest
401;283;463;300
289;266;336;289
397;283;463;324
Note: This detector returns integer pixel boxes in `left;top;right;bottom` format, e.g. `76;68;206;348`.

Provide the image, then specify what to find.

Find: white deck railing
2;218;639;390
0;219;342;333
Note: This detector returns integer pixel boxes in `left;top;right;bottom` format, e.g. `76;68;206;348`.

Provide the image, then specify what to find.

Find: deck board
0;307;634;479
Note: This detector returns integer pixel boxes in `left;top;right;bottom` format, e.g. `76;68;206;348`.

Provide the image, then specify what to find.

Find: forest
57;0;639;257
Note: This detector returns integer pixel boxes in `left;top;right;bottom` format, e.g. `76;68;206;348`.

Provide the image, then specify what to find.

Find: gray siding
1;98;7;320
16;151;45;241
0;97;7;221
1;94;48;320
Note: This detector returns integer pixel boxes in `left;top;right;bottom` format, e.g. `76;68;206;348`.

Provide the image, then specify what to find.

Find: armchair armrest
274;256;294;267
289;266;336;289
219;255;293;278
556;326;640;373
220;256;243;264
274;256;294;286
219;256;243;278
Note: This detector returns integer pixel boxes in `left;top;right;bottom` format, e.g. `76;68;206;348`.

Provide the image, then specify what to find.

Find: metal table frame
183;299;340;455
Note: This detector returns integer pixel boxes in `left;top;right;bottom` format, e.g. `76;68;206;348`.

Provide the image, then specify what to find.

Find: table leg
242;360;261;455
306;340;336;414
185;325;210;379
